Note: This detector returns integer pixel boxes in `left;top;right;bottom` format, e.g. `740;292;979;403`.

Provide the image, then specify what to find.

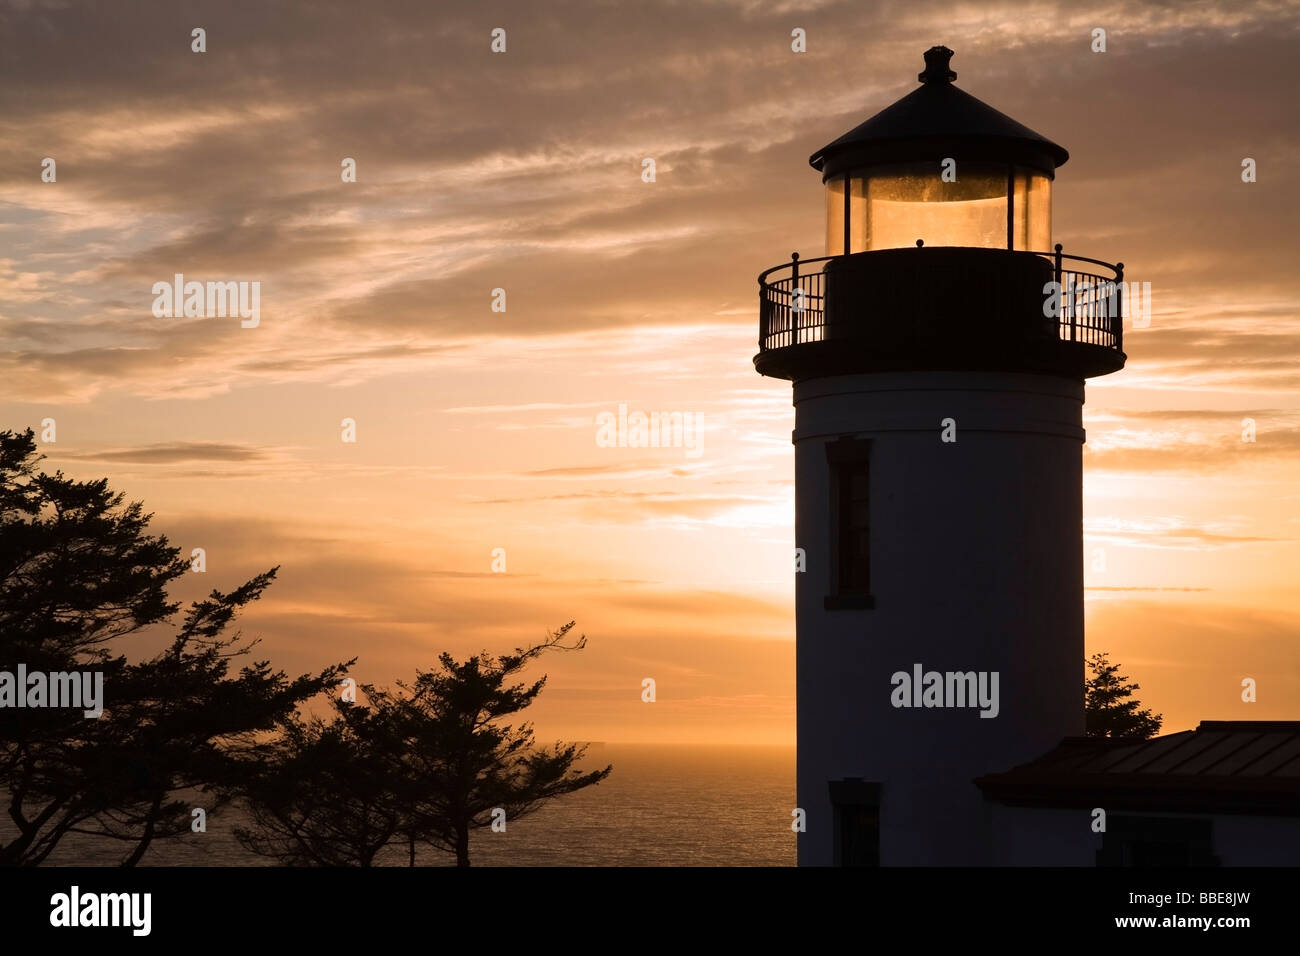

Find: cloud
1087;586;1211;592
1085;515;1284;550
519;462;699;479
54;441;274;464
3;0;1297;402
1083;408;1300;473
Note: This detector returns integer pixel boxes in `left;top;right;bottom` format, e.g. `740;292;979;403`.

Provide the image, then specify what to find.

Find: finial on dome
919;46;956;84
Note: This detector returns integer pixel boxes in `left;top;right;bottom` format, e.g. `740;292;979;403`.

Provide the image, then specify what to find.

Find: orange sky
1;0;1298;743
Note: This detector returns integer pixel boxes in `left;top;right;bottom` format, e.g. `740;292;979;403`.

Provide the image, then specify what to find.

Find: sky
1;0;1297;744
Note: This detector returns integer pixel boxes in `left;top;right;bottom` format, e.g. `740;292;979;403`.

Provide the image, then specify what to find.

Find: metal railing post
1115;261;1124;352
1054;243;1072;342
791;252;800;344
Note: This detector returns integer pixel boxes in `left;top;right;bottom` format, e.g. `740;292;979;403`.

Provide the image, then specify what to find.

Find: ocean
21;745;796;867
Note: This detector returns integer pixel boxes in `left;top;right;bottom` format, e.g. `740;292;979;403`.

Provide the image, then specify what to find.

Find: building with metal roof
977;722;1300;865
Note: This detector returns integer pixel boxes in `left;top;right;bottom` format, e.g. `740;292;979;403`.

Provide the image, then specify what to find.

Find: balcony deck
754;246;1126;381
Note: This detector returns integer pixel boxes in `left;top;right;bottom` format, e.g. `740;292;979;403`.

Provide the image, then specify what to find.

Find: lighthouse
756;47;1126;865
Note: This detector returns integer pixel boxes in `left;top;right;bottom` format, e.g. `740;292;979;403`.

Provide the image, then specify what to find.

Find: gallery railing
757;244;1124;356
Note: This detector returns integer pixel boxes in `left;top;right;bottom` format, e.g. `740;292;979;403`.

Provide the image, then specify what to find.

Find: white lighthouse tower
755;47;1126;865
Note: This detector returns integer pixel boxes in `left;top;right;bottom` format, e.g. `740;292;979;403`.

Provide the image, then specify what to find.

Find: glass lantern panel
825;175;846;256
858;162;1008;250
848;175;868;253
1012;169;1029;250
824;163;1054;253
1022;168;1052;251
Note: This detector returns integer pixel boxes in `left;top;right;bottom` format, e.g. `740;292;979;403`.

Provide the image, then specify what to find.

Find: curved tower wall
793;370;1085;866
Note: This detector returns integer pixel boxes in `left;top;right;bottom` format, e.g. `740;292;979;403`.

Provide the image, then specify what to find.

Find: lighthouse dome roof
810;46;1069;178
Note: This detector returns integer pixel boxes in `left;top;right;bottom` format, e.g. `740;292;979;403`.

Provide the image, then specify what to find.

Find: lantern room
754;44;1126;384
812;46;1066;255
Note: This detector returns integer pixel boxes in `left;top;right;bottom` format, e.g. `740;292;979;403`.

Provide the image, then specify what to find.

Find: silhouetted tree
68;573;351;866
238;622;612;867
0;428;348;865
1084;651;1163;739
232;699;405;866
4;427;609;867
373;621;612;867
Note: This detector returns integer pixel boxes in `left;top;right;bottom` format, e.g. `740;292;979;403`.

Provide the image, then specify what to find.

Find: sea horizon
22;744;797;867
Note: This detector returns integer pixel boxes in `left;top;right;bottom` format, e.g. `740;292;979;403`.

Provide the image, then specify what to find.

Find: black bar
1006;164;1015;250
842;175;851;255
1;865;1288;942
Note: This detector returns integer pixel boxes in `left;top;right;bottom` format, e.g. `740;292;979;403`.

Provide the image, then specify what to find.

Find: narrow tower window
825;437;873;609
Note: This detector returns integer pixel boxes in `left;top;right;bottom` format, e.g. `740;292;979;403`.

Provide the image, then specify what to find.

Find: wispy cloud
56;441;274;464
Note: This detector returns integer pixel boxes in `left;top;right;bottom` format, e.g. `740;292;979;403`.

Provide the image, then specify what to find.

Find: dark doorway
829;779;880;866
